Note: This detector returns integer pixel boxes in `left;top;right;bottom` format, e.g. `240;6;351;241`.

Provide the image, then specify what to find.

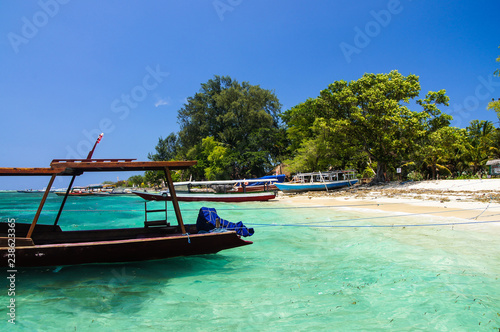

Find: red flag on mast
86;133;104;160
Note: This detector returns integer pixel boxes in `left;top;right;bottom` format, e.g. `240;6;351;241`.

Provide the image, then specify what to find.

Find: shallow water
1;193;499;331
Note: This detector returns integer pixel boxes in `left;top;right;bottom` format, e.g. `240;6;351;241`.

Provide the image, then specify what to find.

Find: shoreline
275;179;500;231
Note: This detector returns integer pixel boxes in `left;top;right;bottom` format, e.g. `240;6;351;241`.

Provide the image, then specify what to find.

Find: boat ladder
143;201;170;227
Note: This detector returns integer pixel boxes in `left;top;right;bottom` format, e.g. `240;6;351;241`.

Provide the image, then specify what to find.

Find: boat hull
1;226;251;267
54;192;94;196
133;191;276;202
232;184;278;193
275;179;359;193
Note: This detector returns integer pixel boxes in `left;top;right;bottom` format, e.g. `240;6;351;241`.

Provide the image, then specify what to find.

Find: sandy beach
276;179;500;231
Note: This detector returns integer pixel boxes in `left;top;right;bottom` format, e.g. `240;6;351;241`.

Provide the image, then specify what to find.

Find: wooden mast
26;174;56;239
54;134;102;226
163;167;186;234
86;133;103;160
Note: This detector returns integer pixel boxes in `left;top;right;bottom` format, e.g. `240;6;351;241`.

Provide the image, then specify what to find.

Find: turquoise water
1;192;500;331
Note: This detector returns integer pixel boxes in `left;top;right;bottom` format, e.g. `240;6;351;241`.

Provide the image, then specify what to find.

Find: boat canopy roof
295;170;356;176
1;157;196;239
292;170;357;182
0;159;197;176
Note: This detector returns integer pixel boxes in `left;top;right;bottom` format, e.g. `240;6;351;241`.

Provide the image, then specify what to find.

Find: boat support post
319;171;329;192
163;167;187;234
53;175;76;226
26;174;56;239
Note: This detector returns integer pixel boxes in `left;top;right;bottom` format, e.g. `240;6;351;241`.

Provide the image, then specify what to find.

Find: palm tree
465;120;495;174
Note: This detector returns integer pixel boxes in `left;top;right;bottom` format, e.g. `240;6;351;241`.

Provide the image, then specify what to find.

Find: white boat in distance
275;170;358;193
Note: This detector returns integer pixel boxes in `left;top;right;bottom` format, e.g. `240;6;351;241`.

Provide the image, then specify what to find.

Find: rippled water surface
1;193;499;331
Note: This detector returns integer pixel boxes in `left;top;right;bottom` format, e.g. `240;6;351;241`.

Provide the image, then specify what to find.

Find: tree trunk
372;161;387;184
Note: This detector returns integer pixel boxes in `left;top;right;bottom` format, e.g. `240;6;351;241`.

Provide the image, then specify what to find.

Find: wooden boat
232;175;285;193
81;187;135;196
0;158;253;267
17;189;45;194
54;186;93;196
133;178;279;202
173;178;280;194
275;170;359;193
232;184;277;193
133;190;276;202
54;184;109;196
107;188;135;196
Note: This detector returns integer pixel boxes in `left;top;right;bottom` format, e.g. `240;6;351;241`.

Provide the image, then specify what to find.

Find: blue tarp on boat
248;174;285;186
196;207;254;237
235;174;286;187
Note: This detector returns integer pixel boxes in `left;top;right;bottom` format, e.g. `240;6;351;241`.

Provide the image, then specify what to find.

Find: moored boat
0;158;254;267
275;170;358;193
133;190;276;202
232;174;285;193
54;184;108;196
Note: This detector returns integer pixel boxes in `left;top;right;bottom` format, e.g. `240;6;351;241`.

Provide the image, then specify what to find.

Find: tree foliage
487;45;500;121
495;45;500;77
419;127;466;178
184;136;231;180
177;75;284;178
146;68;500;185
128;175;145;187
283;71;451;182
464;120;496;174
148;133;179;162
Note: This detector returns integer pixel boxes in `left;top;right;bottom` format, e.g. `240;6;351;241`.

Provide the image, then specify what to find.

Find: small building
486;159;500;175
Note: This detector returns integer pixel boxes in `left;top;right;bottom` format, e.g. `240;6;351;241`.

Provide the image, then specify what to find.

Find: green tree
144;171;163;188
115;180;128;187
495;45;500;77
128;175;145;187
281;98;327;151
177;75;283;178
146;133;183;185
202;137;231;180
183;136;231;180
488;100;500;117
284;71;451;183
487;128;500;159
148;133;179;161
487;45;500;119
464;120;495;174
419;127;467;179
285;117;365;173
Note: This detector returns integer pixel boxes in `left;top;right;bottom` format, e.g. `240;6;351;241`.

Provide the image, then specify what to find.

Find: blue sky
1;0;499;190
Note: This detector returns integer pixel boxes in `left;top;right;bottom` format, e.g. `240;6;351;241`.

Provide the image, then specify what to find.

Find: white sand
382;178;500;191
275;179;500;230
